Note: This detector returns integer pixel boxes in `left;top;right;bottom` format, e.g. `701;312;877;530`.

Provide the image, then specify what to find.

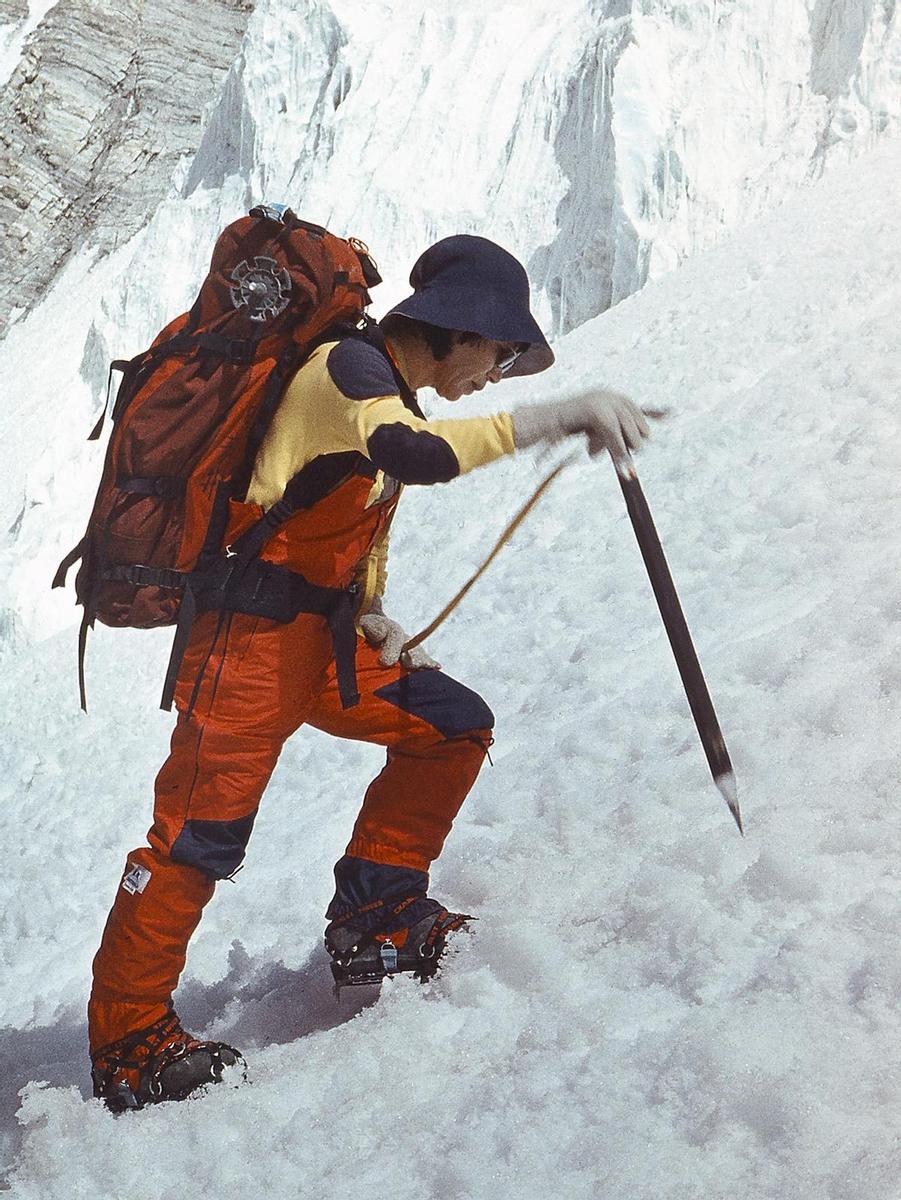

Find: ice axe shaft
612;451;742;834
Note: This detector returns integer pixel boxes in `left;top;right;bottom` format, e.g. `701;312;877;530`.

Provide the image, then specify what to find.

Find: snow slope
1;125;899;1196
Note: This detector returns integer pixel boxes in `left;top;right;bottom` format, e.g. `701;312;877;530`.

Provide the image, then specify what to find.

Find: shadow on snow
0;941;377;1184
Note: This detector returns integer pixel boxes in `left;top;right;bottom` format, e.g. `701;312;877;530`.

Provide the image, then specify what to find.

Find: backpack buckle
228;338;257;364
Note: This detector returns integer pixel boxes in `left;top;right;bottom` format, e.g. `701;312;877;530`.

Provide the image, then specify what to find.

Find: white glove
359;600;441;670
512;389;650;460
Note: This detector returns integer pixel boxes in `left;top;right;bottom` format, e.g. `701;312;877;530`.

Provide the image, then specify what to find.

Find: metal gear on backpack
229;256;292;322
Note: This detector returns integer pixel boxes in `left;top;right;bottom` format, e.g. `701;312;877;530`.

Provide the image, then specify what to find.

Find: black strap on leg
183;607;231;720
159;577;198;712
326;588;361;709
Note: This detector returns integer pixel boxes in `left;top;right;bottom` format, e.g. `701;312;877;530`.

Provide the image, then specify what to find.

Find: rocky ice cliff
0;0;899;338
0;0;254;329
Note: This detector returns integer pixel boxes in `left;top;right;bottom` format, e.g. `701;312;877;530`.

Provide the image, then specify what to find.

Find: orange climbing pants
89;609;493;1052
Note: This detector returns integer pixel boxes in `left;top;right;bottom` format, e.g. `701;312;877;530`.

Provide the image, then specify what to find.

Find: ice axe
611;449;742;834
403;440;742;834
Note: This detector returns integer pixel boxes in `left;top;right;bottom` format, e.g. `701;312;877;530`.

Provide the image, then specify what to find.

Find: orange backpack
55;205;388;712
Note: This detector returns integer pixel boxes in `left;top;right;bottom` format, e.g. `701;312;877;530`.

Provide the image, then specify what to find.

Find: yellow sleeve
337;392;515;479
247;341;515;509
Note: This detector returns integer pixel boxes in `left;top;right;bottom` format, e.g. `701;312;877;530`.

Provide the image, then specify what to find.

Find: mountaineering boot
91;1010;244;1113
325;895;472;992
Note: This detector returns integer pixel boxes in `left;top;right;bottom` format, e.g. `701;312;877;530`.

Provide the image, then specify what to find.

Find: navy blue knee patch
374;671;494;738
170;812;257;879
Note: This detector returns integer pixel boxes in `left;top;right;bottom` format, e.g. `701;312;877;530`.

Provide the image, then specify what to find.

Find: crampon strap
329;894;472;943
92;1011;184;1083
92;1011;244;1104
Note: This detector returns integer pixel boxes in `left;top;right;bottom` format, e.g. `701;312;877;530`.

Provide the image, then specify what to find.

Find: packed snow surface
1;115;899;1195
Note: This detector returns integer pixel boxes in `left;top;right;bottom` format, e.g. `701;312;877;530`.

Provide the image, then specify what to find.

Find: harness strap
157;497;296;713
115;475;187;499
201;558;361;710
157;555;361;713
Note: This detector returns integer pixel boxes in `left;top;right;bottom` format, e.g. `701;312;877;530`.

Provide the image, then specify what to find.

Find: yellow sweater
246;337;516;609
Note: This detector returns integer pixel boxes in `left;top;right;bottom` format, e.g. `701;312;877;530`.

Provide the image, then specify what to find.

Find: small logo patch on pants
121;863;152;895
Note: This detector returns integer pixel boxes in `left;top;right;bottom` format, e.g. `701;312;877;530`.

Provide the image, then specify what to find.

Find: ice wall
610;0;901;303
174;0;901;334
1;1;899;340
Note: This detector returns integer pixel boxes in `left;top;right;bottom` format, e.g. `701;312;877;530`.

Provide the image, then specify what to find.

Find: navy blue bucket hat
384;234;554;378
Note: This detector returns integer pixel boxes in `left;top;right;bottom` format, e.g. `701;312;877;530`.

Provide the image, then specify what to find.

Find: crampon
325;896;473;994
91;1010;245;1113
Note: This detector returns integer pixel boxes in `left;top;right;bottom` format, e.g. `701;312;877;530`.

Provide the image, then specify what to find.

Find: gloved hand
359;599;441;670
512;389;650;459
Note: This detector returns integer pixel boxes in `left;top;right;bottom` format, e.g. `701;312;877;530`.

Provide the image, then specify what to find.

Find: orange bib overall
89;464;493;1052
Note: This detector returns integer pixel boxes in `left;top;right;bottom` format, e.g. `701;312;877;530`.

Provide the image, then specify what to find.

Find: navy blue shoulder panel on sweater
326;336;460;484
327;338;400;401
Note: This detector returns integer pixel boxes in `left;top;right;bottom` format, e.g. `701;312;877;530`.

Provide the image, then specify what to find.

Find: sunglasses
495;344;525;375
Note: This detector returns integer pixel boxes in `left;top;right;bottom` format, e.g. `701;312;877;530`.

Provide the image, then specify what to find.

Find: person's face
431;336;521;402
